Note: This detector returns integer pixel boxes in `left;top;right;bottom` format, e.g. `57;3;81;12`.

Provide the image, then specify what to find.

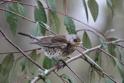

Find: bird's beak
76;42;83;46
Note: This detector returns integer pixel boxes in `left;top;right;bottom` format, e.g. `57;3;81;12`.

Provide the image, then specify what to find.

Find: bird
18;32;84;83
18;32;81;61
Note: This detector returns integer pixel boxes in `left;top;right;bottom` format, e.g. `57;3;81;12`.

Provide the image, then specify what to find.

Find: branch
76;28;105;40
53;71;67;83
0;8;36;23
30;76;41;83
46;45;117;83
99;47;124;66
0;29;45;71
0;0;37;7
61;60;84;83
0;48;41;55
0;8;56;35
46;45;101;75
30;45;102;83
30;45;101;83
30;39;124;83
0;1;104;37
18;32;84;82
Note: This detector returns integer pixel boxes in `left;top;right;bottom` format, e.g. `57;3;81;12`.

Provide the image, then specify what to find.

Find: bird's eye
73;38;80;42
74;39;78;42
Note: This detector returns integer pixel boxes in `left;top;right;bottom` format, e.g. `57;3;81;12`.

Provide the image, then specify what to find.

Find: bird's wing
36;42;67;48
31;36;67;48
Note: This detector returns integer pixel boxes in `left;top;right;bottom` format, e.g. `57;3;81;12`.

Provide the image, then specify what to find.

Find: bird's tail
18;32;40;41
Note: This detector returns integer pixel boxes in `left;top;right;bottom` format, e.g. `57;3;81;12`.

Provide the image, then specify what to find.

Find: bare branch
0;1;104;36
0;48;41;55
30;76;41;83
46;45;101;75
0;29;45;71
29;39;124;83
53;71;67;83
76;28;105;40
60;60;84;83
46;44;117;83
0;8;56;35
76;49;117;83
99;48;116;60
0;8;36;23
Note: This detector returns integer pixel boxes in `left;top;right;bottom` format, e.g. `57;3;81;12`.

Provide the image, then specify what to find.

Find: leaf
122;79;124;83
94;50;101;66
20;50;40;75
107;43;116;65
5;2;24;35
82;31;92;48
44;78;52;83
115;59;124;79
28;50;40;74
99;38;108;49
47;0;56;11
82;0;89;21
47;0;60;33
88;68;95;83
30;50;39;61
43;56;55;69
105;78;114;83
48;11;60;33
33;22;46;36
20;59;26;72
88;0;99;21
34;0;47;36
64;16;76;34
0;53;14;83
34;0;47;23
107;43;116;57
61;74;73;83
106;0;116;16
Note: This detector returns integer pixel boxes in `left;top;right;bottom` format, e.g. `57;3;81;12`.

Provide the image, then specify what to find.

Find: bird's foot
55;59;67;70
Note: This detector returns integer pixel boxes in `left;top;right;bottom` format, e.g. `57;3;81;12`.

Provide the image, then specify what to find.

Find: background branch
0;48;41;55
0;29;45;71
0;1;104;37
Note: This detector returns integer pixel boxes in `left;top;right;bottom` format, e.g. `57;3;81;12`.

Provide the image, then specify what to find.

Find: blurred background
0;0;124;83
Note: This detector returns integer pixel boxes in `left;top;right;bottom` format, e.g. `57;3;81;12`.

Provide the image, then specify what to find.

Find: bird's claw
55;59;67;70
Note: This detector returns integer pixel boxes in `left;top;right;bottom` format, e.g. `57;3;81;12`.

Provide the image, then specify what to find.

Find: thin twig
76;28;105;40
0;40;123;56
99;48;116;60
47;45;101;75
18;32;84;83
0;48;41;55
0;8;56;35
18;32;40;41
61;60;84;83
46;44;117;83
63;0;67;15
0;29;45;71
32;42;119;83
76;49;117;83
0;1;104;37
0;8;36;23
53;71;67;83
1;0;37;7
99;48;124;66
30;76;41;83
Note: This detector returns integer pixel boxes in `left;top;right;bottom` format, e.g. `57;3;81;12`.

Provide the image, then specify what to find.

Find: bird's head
65;34;81;46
